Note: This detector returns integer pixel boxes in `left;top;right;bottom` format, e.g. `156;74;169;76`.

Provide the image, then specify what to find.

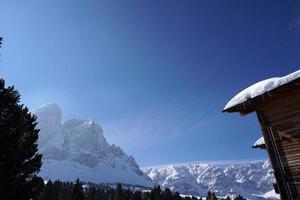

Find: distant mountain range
33;103;279;200
143;161;279;200
33;103;152;187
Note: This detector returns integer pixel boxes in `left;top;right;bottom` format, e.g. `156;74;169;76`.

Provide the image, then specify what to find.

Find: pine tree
124;189;131;200
211;192;217;200
72;179;85;200
154;185;161;200
58;186;72;200
53;180;62;200
163;188;172;200
207;191;218;200
150;186;156;200
87;186;97;200
0;78;43;200
114;184;124;200
39;180;54;200
31;177;45;200
95;188;105;200
233;195;246;200
142;191;151;200
133;191;142;200
108;189;115;200
174;192;181;200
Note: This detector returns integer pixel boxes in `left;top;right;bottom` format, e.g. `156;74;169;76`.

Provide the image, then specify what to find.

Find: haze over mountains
143;161;278;200
33;103;152;187
33;103;278;199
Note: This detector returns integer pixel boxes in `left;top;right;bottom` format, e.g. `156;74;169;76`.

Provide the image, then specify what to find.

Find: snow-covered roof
252;137;266;149
223;69;300;112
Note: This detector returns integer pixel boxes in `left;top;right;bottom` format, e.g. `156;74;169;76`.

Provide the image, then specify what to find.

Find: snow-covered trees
35;179;250;200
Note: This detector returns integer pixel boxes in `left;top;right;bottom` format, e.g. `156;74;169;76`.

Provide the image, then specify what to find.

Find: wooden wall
257;85;300;200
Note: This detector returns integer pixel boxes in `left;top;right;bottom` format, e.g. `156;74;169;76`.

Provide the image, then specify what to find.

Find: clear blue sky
1;0;300;167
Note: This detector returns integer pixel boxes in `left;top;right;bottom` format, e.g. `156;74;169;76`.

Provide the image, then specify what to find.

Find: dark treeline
37;179;246;200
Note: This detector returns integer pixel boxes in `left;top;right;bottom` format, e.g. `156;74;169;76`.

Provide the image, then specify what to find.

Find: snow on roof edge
223;69;300;111
253;137;265;148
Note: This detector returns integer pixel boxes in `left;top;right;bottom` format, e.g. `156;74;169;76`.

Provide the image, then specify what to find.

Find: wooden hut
223;70;300;200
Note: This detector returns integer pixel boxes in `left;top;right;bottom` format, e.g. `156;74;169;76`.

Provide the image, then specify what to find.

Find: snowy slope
33;103;153;187
143;161;279;200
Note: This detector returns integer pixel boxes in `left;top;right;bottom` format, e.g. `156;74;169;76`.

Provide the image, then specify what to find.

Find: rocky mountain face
33;104;279;199
33;103;152;187
143;161;279;200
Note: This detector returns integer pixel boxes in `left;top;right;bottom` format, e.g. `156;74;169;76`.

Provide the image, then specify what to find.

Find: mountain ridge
142;159;266;170
143;160;279;200
32;103;279;199
33;103;153;187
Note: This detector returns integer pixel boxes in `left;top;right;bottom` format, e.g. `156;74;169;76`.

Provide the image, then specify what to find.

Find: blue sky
1;0;300;167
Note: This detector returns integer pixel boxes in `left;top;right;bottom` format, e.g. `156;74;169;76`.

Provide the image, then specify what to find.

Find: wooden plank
250;84;300;199
256;111;294;200
258;86;300;111
265;94;300;108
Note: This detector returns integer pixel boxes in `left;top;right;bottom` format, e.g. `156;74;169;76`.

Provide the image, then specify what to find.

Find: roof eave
222;77;300;114
252;144;266;149
222;100;256;115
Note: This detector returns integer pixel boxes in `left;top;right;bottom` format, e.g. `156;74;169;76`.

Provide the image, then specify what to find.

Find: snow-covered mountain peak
62;118;106;144
34;103;153;187
33;103;61;113
32;103;62;146
144;160;278;200
33;103;62;127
